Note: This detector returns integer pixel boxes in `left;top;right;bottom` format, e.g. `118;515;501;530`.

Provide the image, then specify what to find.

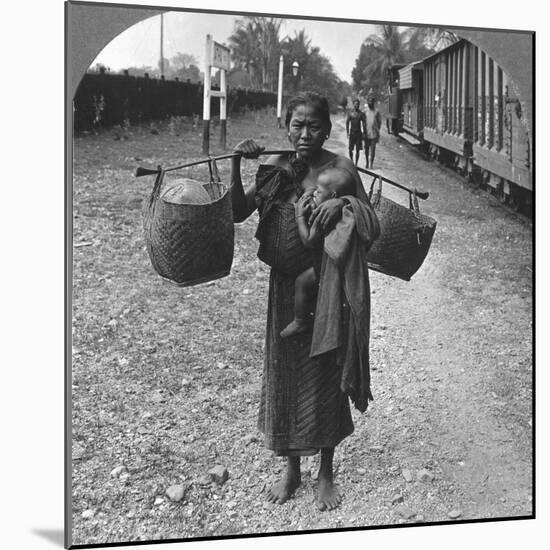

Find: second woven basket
367;177;436;281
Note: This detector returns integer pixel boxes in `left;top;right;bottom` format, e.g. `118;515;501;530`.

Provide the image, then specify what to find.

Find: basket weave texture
142;169;234;287
257;202;313;277
367;181;436;281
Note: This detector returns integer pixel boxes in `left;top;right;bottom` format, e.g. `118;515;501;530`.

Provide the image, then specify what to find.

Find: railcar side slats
401;38;531;211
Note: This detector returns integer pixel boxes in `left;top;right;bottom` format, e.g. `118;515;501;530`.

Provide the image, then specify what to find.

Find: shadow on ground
33;529;64;547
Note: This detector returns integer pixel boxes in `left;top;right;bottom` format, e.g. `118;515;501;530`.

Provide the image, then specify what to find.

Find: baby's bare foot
317;476;342;511
266;472;301;504
280;319;310;339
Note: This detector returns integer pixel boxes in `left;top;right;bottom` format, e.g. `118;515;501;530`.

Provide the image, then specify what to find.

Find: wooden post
203;35;230;154
276;55;283;128
160;13;164;78
202;34;212;155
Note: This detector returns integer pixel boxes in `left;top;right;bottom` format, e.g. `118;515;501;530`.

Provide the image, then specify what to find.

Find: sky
92;11;379;82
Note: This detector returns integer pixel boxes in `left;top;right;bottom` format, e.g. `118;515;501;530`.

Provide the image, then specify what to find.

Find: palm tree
280;29;311;92
254;17;283;91
229;16;283;91
405;26;459;52
281;30;342;107
281;29;311;63
229;19;260;88
363;25;408;93
356;25;458;96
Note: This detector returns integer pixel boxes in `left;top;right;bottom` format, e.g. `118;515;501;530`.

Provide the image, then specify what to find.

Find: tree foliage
228;17;283;91
352;25;459;98
279;29;346;110
407;27;459;51
294;46;340;108
114;52;203;83
167;53;202;83
228;19;347;111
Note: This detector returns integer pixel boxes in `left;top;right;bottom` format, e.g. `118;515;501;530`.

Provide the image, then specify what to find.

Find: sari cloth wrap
310;196;380;413
254;163;378;456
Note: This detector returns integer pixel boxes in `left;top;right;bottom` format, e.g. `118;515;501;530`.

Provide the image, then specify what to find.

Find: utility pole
160;13;164;78
276;55;283;128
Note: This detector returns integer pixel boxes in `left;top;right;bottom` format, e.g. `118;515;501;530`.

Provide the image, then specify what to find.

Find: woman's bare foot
316;447;342;511
317;473;341;511
266;456;301;504
266;473;301;504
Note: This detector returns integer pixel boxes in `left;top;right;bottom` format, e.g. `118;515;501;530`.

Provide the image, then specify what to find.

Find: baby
280;166;356;338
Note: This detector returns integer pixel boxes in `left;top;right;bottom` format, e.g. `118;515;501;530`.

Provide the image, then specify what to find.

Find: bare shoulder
329;154;365;196
331;154;358;173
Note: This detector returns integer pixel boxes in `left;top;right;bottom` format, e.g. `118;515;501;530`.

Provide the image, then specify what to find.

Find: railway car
385;65;405;135
398;61;424;145
470;47;531;210
390;39;532;213
422;40;475;173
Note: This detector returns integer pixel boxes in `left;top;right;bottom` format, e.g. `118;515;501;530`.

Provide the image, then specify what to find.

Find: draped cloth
254;162;378;456
310;197;380;413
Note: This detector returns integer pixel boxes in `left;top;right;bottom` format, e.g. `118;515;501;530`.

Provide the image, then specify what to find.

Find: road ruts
326;116;532;523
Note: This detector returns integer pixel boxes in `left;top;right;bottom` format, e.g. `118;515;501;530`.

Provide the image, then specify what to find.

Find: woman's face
287;104;330;160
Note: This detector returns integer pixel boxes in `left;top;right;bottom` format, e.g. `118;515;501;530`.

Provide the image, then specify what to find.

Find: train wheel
454;155;465;175
499;179;510;204
508;195;521;212
419;141;430;159
524;194;533;217
469;164;481;187
481;170;490;191
508;186;524;213
466;161;474;183
441;149;454;168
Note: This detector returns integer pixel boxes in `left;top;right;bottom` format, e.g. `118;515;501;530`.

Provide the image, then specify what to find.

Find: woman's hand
309;198;345;232
231;139;263;222
233;139;265;159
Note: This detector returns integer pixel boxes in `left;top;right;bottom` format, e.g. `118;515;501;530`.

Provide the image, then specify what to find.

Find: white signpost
276;55;284;128
203;34;230;155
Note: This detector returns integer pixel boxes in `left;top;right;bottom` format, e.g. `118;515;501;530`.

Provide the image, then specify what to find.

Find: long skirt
257;268;354;456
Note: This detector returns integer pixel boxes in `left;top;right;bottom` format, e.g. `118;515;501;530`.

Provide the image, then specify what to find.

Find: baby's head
312;167;356;207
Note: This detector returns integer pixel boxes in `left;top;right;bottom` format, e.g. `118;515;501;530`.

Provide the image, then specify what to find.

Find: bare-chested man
346;99;366;166
364;92;382;169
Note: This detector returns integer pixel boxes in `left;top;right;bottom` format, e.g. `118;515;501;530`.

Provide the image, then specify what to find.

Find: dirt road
70;112;532;544
321;117;533;524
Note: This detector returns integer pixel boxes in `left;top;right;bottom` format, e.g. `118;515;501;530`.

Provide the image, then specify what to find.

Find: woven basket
367;178;436;281
142;159;234;286
257;203;313;277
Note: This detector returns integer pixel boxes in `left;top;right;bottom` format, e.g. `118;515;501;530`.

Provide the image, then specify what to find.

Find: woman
231;92;379;511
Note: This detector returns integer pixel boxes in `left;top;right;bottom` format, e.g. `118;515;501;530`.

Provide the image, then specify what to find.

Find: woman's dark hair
284;91;331;128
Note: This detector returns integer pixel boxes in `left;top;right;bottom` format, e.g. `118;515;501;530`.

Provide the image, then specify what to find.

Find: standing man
346;99;366;166
364;91;382;169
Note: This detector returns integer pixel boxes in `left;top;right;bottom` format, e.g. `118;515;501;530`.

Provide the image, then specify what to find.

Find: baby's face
312;175;335;206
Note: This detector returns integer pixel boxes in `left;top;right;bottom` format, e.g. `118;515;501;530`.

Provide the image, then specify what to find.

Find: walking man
364;91;382;169
346;99;366;166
